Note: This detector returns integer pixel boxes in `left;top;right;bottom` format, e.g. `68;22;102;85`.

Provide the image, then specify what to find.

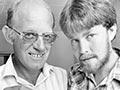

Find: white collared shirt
0;55;67;90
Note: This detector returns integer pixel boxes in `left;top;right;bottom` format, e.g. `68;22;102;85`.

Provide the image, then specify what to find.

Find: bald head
7;0;55;29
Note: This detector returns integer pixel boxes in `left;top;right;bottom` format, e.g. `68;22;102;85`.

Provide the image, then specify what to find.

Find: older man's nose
33;37;46;52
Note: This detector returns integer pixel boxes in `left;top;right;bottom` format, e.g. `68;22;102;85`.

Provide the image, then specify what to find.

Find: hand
68;63;86;89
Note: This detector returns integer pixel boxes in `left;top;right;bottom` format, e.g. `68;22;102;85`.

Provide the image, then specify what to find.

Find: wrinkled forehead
12;0;53;30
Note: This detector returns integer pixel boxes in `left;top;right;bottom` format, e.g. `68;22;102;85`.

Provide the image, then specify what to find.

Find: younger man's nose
79;39;89;55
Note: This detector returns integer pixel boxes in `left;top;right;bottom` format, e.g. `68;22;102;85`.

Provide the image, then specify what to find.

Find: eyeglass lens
23;32;57;44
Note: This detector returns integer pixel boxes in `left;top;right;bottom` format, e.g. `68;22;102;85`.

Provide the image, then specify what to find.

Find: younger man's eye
71;39;79;46
86;34;95;40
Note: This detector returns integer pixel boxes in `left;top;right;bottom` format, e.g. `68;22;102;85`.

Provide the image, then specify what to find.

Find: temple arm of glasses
7;25;21;35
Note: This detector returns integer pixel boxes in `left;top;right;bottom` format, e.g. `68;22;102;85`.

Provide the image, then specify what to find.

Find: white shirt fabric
0;55;67;90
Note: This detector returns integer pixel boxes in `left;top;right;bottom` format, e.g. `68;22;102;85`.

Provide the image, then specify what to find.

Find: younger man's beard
73;41;111;74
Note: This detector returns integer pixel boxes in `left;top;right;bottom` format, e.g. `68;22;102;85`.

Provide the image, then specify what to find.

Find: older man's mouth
29;52;45;58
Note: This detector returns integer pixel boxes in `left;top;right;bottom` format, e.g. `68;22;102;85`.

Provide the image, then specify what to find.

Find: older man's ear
108;24;117;41
2;25;15;45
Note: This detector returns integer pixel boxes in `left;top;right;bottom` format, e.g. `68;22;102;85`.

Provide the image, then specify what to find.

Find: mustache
79;54;97;61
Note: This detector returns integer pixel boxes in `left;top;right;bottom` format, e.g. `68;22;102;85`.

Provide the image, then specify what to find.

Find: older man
60;0;120;90
0;0;67;90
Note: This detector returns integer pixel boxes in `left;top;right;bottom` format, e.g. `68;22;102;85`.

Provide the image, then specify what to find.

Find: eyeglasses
7;25;57;45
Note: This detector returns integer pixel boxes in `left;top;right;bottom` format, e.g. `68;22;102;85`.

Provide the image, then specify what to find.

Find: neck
13;55;42;85
94;49;119;85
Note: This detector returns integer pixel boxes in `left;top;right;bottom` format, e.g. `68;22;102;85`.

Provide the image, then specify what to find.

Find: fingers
68;63;86;86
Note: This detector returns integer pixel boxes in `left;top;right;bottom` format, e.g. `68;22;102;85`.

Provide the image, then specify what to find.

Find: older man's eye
44;34;51;40
43;34;57;42
24;33;36;39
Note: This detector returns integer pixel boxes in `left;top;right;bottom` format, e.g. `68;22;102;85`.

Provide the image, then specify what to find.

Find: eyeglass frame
6;24;58;45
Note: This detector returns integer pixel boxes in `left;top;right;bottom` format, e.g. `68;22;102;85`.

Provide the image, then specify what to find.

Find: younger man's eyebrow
82;30;91;37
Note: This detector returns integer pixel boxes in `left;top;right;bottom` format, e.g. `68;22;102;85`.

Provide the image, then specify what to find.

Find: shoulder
44;63;68;84
45;63;67;76
48;64;67;81
49;65;68;89
51;65;67;76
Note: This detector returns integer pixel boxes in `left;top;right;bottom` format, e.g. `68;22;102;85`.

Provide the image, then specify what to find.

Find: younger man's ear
2;25;15;44
108;24;117;41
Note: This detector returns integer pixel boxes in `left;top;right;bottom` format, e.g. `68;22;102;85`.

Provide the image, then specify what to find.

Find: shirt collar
35;63;54;85
1;54;55;88
112;58;120;81
2;54;18;78
107;48;120;82
42;63;54;77
2;54;54;79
